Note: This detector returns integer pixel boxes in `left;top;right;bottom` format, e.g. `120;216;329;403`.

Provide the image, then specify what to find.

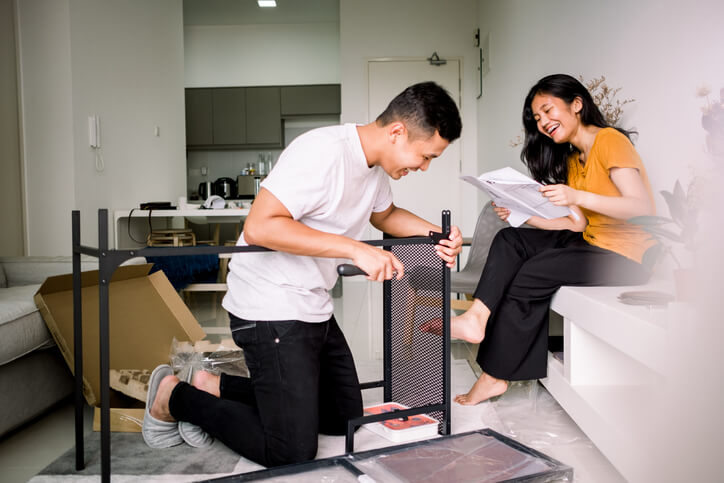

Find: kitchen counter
114;207;249;248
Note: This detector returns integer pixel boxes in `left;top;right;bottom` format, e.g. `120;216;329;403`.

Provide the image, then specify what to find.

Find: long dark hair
521;74;635;184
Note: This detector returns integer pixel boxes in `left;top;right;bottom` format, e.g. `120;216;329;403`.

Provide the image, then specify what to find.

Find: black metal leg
442;210;452;435
72;211;85;470
345;420;356;453
98;209;111;483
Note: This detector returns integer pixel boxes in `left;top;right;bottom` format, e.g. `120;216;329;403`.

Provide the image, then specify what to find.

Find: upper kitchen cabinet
185;89;213;146
246;87;281;145
280;85;340;116
212;88;247;145
185;86;282;149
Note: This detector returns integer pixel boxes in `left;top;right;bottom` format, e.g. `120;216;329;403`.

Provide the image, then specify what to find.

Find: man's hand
435;225;463;268
351;242;405;282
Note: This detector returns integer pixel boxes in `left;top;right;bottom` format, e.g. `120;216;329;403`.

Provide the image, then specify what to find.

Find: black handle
337;264;368;277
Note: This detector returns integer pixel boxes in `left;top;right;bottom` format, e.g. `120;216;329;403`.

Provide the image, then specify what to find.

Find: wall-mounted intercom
89;115;104;171
88;115;101;148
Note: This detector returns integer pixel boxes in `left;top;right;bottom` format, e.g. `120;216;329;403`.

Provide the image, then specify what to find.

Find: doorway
368;58;462;228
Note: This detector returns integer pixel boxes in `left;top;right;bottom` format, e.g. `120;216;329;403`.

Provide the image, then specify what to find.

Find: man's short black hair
376;81;462;142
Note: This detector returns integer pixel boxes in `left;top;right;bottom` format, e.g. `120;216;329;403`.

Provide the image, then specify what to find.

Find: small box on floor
34;264;206;432
363;402;438;442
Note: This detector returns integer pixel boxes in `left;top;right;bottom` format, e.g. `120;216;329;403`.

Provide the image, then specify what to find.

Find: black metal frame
201;428;574;482
343;210;451;452
71;209;451;482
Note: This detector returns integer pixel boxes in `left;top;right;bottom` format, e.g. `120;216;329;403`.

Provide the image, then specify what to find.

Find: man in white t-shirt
145;82;463;465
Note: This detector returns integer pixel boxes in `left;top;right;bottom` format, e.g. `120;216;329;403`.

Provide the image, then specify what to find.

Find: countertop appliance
198;181;212;200
213;177;238;199
237;174;266;199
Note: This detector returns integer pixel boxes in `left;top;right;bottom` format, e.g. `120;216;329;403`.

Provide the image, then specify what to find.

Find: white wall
184;23;340;87
340;0;480;235
0;0;24;256
476;2;724;480
476;0;724;209
16;0;76;256
16;0;187;253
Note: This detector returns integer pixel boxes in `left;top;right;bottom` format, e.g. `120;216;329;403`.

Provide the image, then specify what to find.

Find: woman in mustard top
444;74;657;404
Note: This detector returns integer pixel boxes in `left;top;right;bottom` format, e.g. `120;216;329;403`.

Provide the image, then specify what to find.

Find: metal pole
442;210;452;435
383;251;392;403
98;209;111;483
72;211;85;470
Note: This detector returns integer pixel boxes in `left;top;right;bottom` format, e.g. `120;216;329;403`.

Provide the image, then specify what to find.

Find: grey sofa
0;256;99;438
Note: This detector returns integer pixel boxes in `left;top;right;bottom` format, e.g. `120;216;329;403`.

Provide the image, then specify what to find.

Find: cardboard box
35;264;206;431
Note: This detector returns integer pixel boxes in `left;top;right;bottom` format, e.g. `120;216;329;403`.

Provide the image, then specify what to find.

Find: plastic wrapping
353;431;570;483
212;429;572;482
489;381;593;451
169;338;248;382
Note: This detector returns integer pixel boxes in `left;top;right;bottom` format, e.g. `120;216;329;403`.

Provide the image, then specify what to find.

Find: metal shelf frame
71;209;451;482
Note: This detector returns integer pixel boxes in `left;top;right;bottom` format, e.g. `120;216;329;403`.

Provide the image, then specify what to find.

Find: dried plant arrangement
579;75;635;127
509;75;635;147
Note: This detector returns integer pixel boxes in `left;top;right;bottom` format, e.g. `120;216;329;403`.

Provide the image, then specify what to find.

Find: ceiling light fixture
257;0;277;7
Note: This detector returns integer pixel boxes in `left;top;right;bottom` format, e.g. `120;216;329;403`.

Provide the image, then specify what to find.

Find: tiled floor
0;290;625;482
0;400;93;483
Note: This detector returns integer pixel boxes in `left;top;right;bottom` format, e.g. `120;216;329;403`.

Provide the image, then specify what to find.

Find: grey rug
32;432;248;482
30;360;492;482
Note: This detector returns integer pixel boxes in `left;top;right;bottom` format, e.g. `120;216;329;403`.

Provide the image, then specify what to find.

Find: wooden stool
147;229;196;247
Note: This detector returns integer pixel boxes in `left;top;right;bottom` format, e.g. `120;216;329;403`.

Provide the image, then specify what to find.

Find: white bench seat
541;278;685;482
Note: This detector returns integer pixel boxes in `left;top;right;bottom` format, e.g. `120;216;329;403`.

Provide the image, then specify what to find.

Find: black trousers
474;227;651;381
168;314;363;467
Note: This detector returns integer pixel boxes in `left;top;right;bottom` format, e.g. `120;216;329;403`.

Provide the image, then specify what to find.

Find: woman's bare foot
450;299;490;343
454;372;508;405
150;374;179;422
191;370;221;398
420;299;491;343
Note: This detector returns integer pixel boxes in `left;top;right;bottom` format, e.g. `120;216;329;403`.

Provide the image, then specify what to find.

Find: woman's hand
491;202;510;222
435;225;463;268
539;184;583;206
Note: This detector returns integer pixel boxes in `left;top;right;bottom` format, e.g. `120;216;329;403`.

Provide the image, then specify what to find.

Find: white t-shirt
222;124;393;322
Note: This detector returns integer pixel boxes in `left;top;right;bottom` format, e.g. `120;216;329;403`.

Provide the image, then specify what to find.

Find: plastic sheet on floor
208;429;573;482
489;380;594;451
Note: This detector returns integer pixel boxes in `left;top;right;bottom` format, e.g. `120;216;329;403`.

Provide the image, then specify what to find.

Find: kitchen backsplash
186;116;339;199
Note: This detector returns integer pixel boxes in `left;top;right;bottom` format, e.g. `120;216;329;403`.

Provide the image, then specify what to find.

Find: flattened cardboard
91;390;145;433
34;264;205;408
93;408;146;433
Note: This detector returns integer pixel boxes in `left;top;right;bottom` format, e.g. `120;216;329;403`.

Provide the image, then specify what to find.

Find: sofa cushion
0;284;55;365
0;256;100;287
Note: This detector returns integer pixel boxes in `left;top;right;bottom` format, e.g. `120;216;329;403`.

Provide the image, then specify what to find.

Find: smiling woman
432;73;658;407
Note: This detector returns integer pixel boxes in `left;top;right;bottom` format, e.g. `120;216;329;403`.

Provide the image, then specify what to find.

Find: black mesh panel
387;242;445;431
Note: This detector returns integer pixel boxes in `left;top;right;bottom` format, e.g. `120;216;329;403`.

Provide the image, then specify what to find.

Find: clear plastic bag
169;338;249;382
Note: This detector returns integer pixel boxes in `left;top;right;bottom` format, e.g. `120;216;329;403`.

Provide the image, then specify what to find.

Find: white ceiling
183;0;339;25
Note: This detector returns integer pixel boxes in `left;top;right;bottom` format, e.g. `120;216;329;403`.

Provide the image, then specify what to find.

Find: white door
368;59;462;228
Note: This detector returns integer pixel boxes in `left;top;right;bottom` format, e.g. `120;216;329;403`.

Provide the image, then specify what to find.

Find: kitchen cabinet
212;88;246;145
246;87;281;145
185;89;213;145
185;87;281;149
280;85;340;116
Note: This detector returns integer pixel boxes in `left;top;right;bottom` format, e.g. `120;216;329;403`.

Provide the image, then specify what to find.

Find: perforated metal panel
385;242;448;431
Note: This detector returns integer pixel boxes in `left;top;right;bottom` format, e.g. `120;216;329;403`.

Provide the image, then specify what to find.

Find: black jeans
168;314;363;467
475;227;651;381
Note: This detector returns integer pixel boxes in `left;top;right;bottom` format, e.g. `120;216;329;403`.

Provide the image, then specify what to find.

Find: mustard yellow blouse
567;128;656;263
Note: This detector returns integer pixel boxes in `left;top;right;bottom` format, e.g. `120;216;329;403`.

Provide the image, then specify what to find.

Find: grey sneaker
142;364;183;448
178;369;214;448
